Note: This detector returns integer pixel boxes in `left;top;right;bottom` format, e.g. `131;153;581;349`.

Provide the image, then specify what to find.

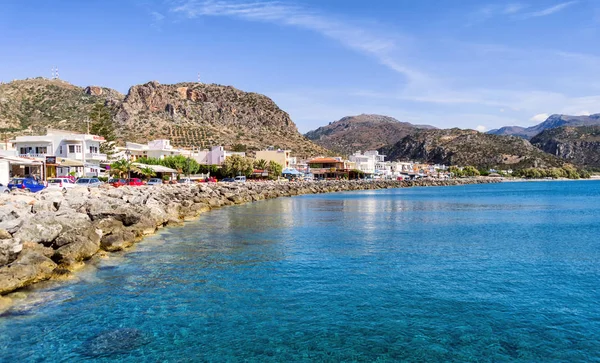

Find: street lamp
125;149;131;181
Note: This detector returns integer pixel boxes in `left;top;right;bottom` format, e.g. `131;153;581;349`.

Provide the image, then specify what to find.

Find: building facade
12;129;106;177
255;149;293;168
190;146;246;166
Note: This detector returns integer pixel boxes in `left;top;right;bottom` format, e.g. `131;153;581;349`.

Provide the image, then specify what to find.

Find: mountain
0;78;328;157
304;114;435;155
381;128;568;169
531;126;600;169
488;114;600;139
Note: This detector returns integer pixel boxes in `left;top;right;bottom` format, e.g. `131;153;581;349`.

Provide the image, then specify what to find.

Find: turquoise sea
2;181;600;362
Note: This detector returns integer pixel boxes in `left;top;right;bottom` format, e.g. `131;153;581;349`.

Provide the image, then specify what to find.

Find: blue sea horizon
2;181;600;362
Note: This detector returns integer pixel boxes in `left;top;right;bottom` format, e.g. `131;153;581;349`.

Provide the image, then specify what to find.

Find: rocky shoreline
0;178;499;296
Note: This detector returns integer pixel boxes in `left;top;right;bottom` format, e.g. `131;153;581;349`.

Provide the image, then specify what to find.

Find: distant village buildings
0;128;459;184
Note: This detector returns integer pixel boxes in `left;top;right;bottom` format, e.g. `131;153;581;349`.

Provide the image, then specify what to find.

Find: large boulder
0;238;22;265
13;214;63;245
52;227;102;265
0;249;57;295
100;230;137;252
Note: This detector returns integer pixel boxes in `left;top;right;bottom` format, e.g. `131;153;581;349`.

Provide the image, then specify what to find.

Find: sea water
1;181;600;362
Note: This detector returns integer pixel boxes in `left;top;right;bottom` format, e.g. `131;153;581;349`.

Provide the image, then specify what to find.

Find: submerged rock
78;328;150;357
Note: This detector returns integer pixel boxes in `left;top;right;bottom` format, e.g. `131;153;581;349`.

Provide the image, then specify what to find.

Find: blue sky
1;0;599;132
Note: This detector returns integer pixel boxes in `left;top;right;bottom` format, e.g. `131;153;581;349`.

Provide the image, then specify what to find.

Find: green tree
139;166;156;180
89;103;117;157
267;161;283;179
254;159;268;170
109;159;140;178
462;166;480;177
222;155;254;177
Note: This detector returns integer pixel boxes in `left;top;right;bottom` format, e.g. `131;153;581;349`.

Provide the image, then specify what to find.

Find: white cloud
578;110;591;116
530;113;550;122
170;0;426;83
476;125;487;132
503;3;527;14
151;11;165;22
523;1;578;18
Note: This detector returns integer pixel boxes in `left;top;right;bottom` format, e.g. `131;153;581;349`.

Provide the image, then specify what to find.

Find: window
76;145;82;153
59;146;63;155
35;146;47;154
89;146;98;154
20;147;27;155
68;145;75;153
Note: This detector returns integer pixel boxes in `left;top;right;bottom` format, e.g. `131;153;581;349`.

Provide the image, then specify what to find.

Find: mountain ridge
305;114;436;155
488;113;600;139
381;128;569;170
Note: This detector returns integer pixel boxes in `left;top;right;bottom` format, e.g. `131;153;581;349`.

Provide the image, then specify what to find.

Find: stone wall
0;178;499;295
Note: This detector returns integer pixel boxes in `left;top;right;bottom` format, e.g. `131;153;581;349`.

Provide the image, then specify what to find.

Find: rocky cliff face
488;114;600;139
530;126;600;168
0;79;328;158
115;81;326;157
382;128;568;169
305;114;435;155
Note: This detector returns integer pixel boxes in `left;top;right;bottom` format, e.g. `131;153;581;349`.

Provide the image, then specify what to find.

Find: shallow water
2;181;600;362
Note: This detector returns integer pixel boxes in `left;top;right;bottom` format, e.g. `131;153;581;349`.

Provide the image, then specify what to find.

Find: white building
349;150;386;175
190;146;246;166
11;129;106;177
115;139;185;161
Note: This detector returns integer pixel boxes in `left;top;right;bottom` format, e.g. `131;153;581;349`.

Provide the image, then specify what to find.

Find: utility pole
85;118;91;134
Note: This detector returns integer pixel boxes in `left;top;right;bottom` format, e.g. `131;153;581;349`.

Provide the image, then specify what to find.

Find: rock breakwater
0;178;499;295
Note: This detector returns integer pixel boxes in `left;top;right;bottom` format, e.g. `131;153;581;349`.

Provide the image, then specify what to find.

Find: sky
1;0;599;133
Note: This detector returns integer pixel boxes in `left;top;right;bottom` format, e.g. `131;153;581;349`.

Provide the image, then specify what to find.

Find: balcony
86;152;107;161
18;153;49;159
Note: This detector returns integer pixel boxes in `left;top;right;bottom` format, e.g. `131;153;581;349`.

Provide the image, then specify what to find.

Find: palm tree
110;160;141;179
139;166;156;180
254;159;268;170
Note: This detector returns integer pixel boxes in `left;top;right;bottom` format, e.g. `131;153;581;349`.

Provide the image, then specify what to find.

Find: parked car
7;177;46;193
75;178;103;188
57;175;76;183
178;178;192;184
221;177;235;182
147;178;163;186
127;178;144;186
47;177;76;192
109;178;127;188
234;176;247;183
0;184;10;194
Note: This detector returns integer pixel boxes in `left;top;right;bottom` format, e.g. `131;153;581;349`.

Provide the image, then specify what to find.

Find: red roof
308;158;342;164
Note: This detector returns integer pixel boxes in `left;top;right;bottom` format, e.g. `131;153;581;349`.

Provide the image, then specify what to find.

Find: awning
0;156;43;165
132;163;177;173
282;168;303;175
56;158;84;167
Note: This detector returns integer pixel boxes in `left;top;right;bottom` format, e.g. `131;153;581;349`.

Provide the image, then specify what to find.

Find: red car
127;178;144;186
109;178;127;187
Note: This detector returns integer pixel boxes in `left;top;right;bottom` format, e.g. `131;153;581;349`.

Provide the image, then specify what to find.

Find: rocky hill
0;78;123;134
305;114;435;155
381;128;568;169
0;79;328;158
530;126;600;168
488;113;600;139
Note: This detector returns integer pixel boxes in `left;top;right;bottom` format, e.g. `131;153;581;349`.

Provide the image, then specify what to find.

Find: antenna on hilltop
55;66;59;79
51;67;55;79
197;72;201;84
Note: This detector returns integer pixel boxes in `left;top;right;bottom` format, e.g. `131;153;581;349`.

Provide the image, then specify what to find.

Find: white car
47;177;76;192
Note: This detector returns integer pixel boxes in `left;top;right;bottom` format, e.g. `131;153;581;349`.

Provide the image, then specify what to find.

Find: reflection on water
1;181;600;361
